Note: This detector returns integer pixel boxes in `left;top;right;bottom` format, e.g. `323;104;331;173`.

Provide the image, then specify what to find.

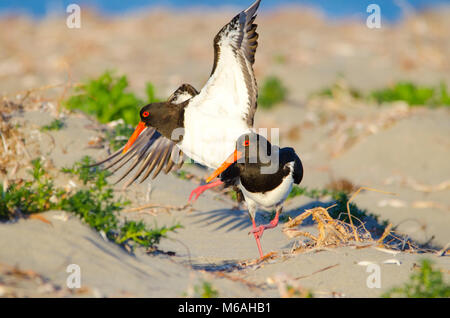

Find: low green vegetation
64;71;162;126
0;159;64;217
1;157;181;251
383;259;450;298
287;185;340;200
105;122;135;151
313;80;362;99
371;81;450;107
173;170;191;181
258;76;288;109
273;54;287;65
313;78;450;107
193;281;219;298
40;119;65;132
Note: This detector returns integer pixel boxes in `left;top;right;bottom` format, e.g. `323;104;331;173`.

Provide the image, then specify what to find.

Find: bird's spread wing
93;84;198;187
206;0;260;126
168;83;199;104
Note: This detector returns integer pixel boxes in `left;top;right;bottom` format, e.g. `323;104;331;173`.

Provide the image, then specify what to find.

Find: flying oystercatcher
95;0;262;200
203;132;303;258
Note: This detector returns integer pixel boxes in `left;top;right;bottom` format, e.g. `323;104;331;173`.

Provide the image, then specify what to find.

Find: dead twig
346;187;397;241
294;263;340;280
121;202;192;214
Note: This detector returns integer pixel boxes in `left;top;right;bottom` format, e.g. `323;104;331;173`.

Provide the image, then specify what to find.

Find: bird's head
122;103;164;154
205;132;273;183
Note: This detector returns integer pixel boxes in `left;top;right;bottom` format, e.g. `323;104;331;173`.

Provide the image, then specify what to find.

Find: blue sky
0;0;449;21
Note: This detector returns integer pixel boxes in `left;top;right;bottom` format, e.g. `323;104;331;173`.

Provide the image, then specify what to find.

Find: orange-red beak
122;121;146;154
205;150;242;183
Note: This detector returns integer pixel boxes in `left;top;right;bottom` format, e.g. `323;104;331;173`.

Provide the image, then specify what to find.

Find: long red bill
122;121;146;154
205;150;242;183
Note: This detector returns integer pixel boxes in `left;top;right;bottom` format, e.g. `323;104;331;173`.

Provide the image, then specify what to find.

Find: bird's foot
188;180;223;203
249;215;280;239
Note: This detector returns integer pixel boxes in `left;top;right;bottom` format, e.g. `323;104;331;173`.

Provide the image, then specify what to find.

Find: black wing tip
244;0;261;17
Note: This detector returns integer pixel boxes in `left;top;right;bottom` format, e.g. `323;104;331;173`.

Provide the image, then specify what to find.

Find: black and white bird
94;0;262;201
204;132;303;258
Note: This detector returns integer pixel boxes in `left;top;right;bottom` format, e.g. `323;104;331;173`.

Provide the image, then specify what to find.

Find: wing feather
209;0;260;126
92;84;198;187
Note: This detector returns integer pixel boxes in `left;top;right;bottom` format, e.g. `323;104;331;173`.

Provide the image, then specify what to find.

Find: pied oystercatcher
95;0;262;201
204;132;303;258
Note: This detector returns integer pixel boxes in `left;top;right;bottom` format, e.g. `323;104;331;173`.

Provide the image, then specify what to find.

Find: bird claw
249;225;265;239
188;180;224;203
249;219;279;238
188;185;206;203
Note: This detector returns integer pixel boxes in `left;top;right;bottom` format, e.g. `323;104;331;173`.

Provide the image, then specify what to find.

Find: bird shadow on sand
188;208;251;232
185;201;334;273
189;200;335;233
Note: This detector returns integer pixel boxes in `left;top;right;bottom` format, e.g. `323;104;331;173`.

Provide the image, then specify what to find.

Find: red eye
244;140;250;146
142;111;149;118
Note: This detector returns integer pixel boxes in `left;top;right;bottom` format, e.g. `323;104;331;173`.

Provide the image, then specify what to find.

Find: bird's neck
149;102;187;142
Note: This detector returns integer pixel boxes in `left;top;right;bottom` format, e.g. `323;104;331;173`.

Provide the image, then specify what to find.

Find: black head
138;102;186;141
139;103;163;127
235;132;273;164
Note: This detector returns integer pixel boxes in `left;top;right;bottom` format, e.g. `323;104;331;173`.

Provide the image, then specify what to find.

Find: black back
220;146;303;194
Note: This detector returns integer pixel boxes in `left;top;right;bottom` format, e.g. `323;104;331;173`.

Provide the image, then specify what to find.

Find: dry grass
0;102;30;188
283;205;366;249
282;186;436;254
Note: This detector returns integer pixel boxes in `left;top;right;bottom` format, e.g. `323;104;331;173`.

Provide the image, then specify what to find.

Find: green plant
193;281;219;298
60;156;181;249
145;82;162;103
1;157;180;251
371;82;436;106
64;71;163;126
173;170;190;180
263;210;289;223
258;76;288;109
105;122;135;151
0;159;63;219
383;259;450;298
116;220;181;248
312;79;450;108
313;80;361;99
287;185;338;200
40;119;65;131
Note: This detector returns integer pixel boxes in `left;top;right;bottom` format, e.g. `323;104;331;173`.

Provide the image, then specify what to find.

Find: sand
0;6;449;297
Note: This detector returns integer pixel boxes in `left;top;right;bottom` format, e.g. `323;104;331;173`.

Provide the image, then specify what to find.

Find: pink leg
188;180;223;202
250;208;280;240
252;218;264;258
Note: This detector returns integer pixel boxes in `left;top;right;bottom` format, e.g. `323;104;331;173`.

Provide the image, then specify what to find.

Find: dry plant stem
294;263;339;280
406;178;450;193
3;83;66;99
0;131;8;152
377;223;393;244
347;187;397;242
210;271;262;291
57;64;73;114
122;202;192;214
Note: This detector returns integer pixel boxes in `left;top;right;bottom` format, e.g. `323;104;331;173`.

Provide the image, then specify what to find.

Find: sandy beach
0;5;449;297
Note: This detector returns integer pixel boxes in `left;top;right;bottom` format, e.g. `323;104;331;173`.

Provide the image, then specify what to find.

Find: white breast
239;169;294;209
180;106;250;168
178;51;253;169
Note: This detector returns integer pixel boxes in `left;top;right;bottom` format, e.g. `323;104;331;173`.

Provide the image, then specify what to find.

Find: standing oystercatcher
204;132;303;258
95;0;261;199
